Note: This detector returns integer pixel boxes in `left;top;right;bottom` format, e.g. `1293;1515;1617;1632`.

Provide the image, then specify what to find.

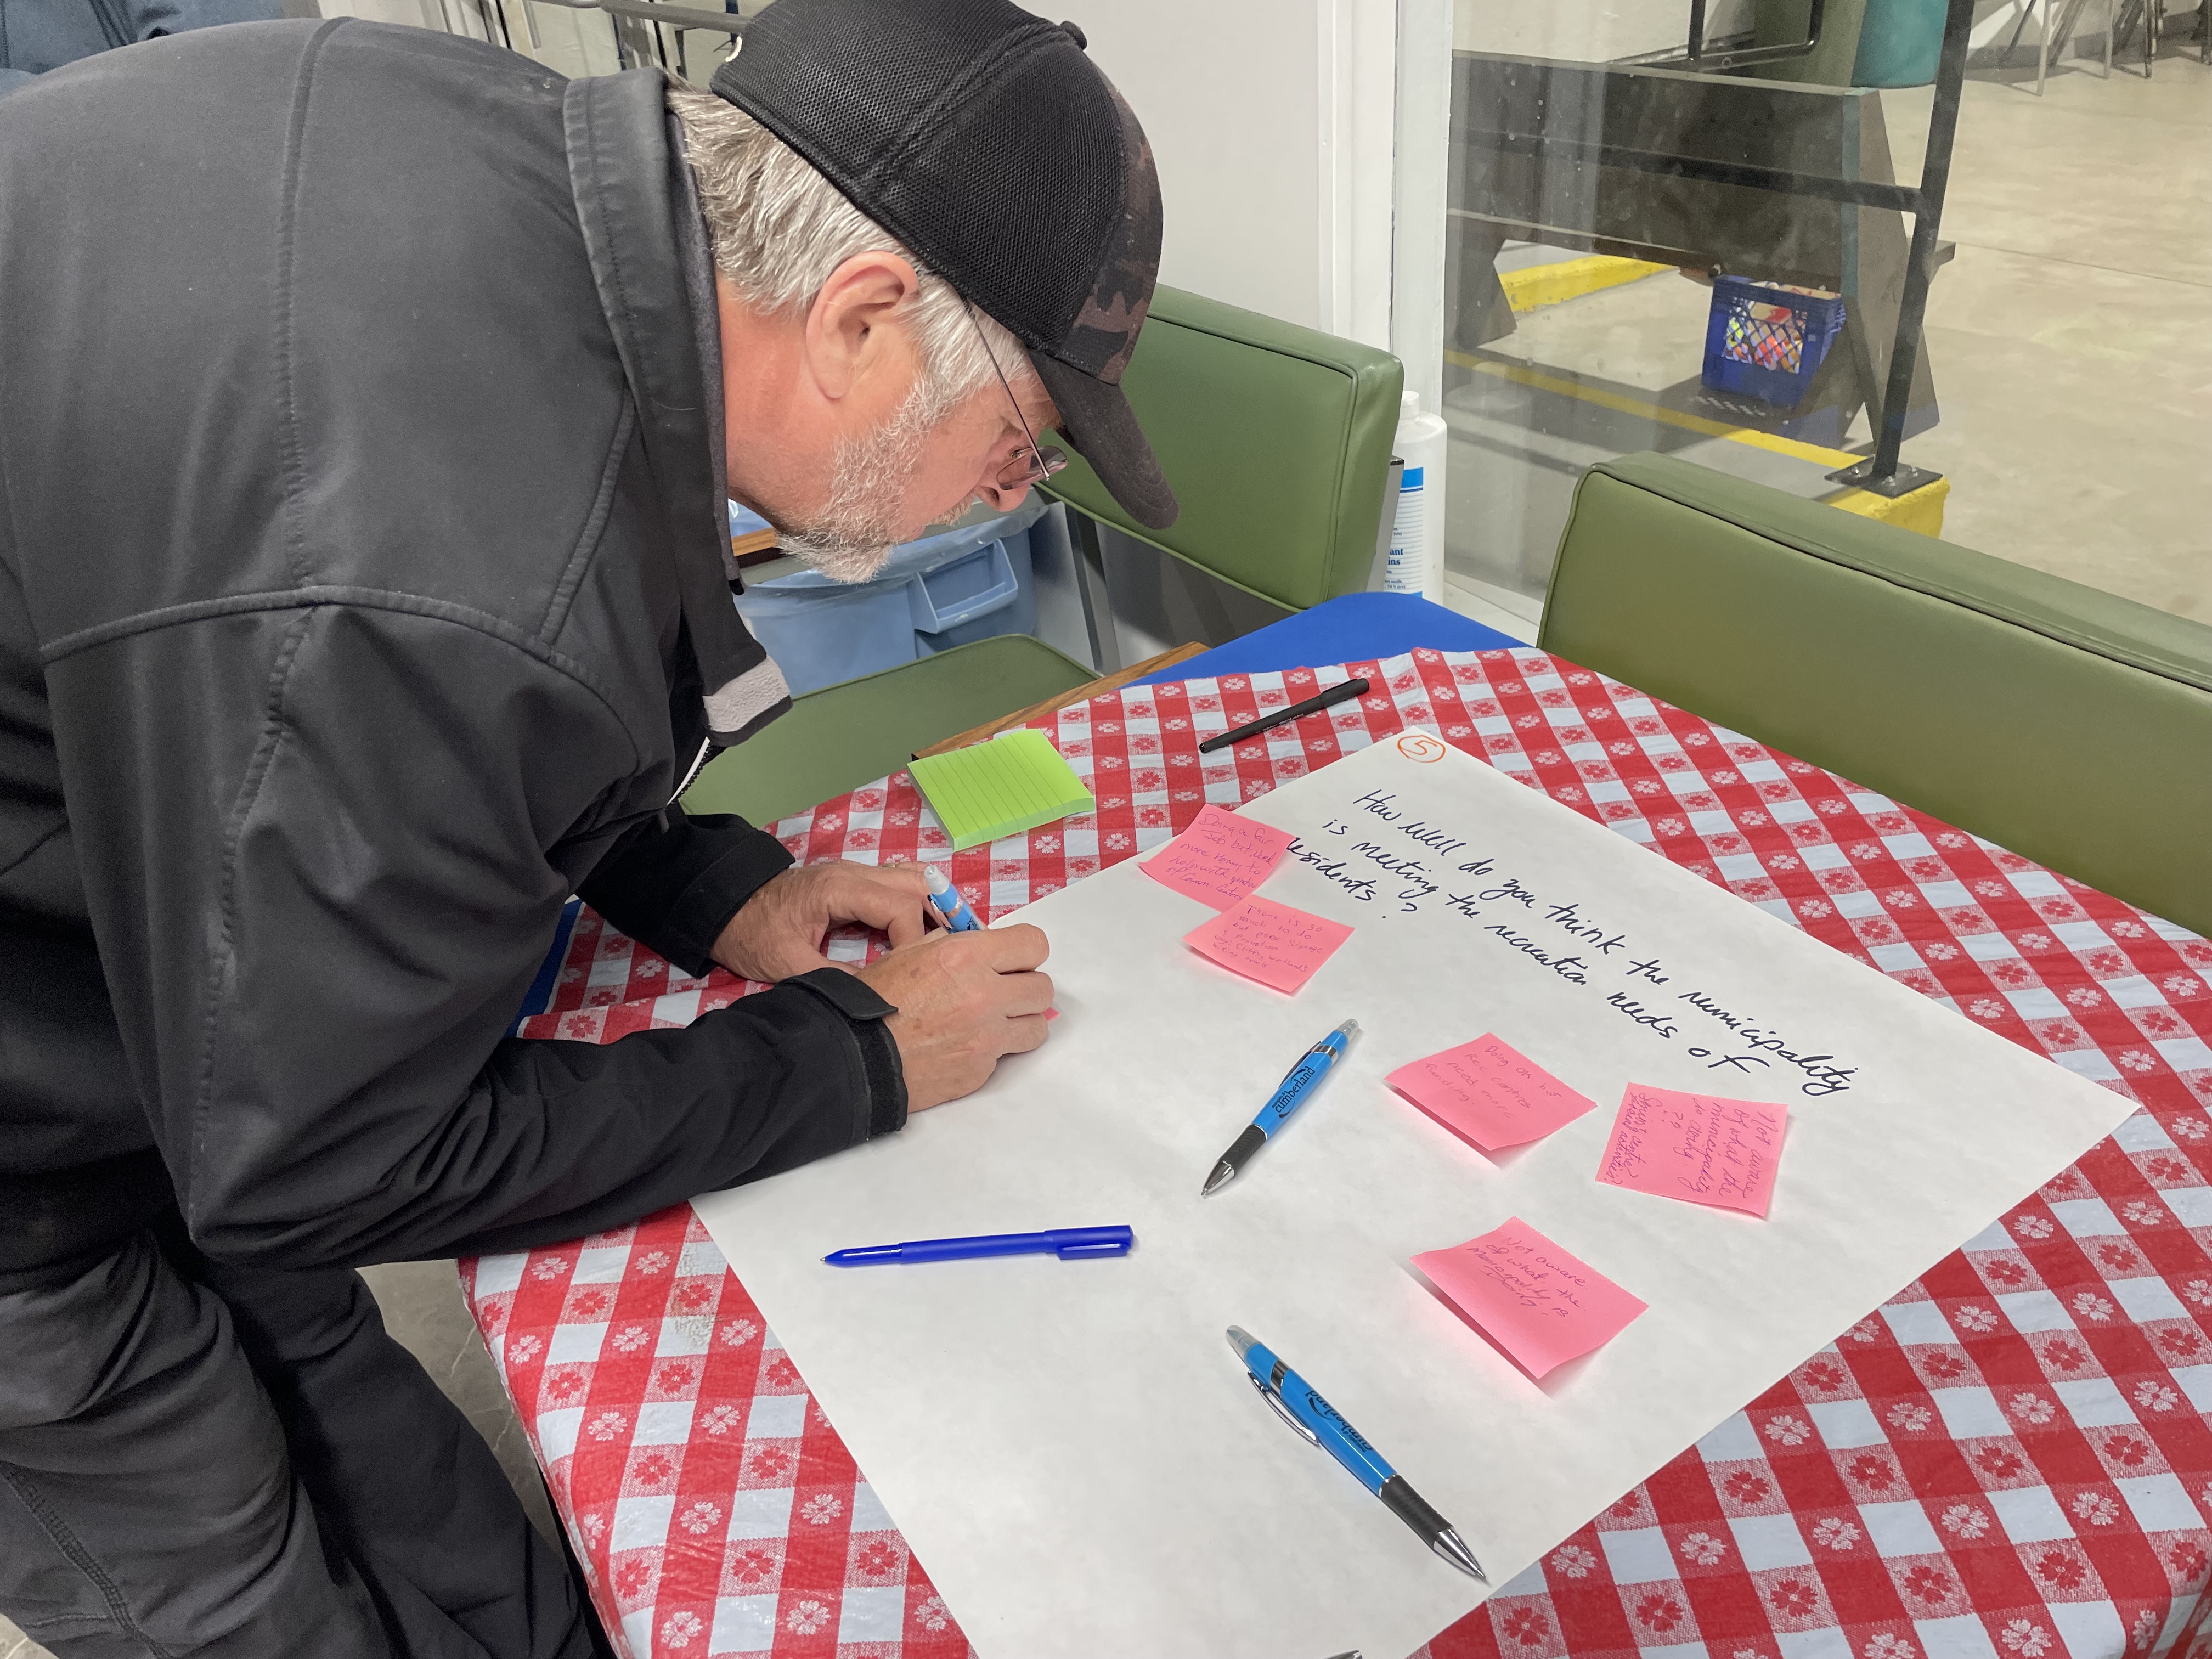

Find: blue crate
731;495;1050;696
1701;277;1848;409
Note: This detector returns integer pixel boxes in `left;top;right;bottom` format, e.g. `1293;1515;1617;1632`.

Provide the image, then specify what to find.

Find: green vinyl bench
1541;453;2212;938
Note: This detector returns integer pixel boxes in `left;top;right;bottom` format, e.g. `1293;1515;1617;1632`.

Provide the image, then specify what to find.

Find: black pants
0;1218;610;1658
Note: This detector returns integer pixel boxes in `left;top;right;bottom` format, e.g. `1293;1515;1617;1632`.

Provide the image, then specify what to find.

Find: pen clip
1250;1374;1321;1447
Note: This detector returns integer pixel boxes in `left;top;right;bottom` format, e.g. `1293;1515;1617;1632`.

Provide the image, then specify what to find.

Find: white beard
773;381;953;583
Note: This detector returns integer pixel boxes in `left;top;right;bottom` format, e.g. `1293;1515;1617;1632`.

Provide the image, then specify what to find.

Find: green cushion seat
681;634;1094;830
1043;287;1403;611
1542;453;2212;937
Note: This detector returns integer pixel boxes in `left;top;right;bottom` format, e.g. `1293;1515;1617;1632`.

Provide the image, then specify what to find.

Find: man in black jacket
0;1;1176;1651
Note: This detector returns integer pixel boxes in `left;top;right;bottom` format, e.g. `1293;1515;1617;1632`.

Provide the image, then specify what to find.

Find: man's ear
802;251;921;402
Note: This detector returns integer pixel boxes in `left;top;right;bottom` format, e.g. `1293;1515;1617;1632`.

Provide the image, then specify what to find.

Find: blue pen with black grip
1229;1326;1486;1582
1201;1019;1359;1197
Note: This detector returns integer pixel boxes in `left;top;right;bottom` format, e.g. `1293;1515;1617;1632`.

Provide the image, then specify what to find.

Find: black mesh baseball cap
710;0;1177;528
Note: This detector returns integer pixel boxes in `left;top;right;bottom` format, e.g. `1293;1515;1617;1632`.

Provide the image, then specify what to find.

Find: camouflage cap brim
1032;350;1178;531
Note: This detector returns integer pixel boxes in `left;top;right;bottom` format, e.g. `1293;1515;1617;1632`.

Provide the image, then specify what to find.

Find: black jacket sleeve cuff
784;967;907;1139
578;805;794;976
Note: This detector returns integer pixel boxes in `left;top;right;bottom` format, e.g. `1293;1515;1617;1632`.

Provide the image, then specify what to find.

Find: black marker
1198;677;1372;753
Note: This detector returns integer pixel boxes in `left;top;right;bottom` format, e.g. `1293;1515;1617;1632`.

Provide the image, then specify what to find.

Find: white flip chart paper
694;735;2134;1659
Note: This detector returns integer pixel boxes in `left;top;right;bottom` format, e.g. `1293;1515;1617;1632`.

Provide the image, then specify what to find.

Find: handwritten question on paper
1413;1217;1646;1379
1595;1085;1787;1218
1284;787;1857;1098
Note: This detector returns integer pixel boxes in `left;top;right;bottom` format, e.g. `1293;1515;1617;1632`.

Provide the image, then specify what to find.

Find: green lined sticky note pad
907;729;1094;851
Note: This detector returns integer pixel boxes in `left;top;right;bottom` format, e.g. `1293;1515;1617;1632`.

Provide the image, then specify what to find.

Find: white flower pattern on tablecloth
798;1493;843;1525
2010;1393;2056;1425
1680;1531;1727;1565
2073;1491;2121;1525
1814;1518;1862;1550
718;1318;759;1346
1886;1404;1933;1432
785;1600;830;1635
1941;1504;1991;1538
2135;1380;2180;1412
2000;1620;2051;1656
1765;1414;1812;1446
659;1610;703;1648
1550;1544;1597;1578
1865;1634;1916;1659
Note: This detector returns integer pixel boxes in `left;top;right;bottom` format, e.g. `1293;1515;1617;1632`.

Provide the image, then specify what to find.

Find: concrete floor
1446;48;2212;622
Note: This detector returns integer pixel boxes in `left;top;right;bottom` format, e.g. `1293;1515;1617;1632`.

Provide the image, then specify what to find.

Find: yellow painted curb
1824;477;1949;536
1445;351;1948;537
1499;256;1671;314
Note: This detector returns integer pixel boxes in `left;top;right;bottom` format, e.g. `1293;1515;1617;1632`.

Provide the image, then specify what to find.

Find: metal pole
1829;0;1973;496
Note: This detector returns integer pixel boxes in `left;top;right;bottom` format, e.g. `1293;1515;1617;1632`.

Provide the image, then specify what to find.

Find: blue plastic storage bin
1701;277;1848;409
731;494;1051;696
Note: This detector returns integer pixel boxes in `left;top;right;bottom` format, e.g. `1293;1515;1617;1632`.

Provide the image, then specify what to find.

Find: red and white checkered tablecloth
460;647;2212;1659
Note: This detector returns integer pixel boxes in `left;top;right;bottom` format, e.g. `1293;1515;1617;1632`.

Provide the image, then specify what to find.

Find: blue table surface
1131;591;1524;686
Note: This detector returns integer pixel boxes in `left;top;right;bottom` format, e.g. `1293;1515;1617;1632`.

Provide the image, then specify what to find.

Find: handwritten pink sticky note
1414;1217;1646;1380
1388;1034;1595;1153
1595;1085;1788;1218
1183;896;1353;995
1140;804;1295;910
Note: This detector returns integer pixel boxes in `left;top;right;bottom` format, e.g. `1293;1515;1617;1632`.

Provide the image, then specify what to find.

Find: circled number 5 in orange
1395;732;1447;764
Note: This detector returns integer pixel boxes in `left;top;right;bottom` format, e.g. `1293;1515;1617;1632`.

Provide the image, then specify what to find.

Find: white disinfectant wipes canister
1384;389;1447;602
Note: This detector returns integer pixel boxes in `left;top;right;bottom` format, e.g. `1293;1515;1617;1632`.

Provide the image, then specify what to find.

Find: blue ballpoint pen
1200;1019;1359;1197
1229;1326;1486;1582
823;1226;1133;1266
923;864;982;932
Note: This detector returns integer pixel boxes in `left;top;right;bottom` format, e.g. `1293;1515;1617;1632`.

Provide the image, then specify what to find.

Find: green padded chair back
1043;285;1404;612
1542;453;2212;937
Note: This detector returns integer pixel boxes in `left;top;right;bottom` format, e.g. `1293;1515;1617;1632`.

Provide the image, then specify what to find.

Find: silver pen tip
1431;1528;1487;1582
1200;1160;1235;1197
1336;1018;1362;1040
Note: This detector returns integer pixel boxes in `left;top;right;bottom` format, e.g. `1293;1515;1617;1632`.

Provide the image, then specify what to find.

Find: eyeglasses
964;298;1067;493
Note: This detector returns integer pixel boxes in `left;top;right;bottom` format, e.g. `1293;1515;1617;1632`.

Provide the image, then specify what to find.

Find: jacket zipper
670;736;714;806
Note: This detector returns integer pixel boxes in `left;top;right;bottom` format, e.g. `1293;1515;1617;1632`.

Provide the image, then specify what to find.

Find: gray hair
667;85;1031;424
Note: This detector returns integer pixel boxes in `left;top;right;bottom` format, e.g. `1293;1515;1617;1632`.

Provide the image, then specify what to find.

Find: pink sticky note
1414;1217;1646;1380
1595;1085;1788;1218
1140;804;1296;910
1183;896;1353;995
1387;1034;1595;1153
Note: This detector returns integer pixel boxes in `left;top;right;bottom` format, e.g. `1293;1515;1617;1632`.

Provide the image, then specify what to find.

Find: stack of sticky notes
907;729;1094;853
